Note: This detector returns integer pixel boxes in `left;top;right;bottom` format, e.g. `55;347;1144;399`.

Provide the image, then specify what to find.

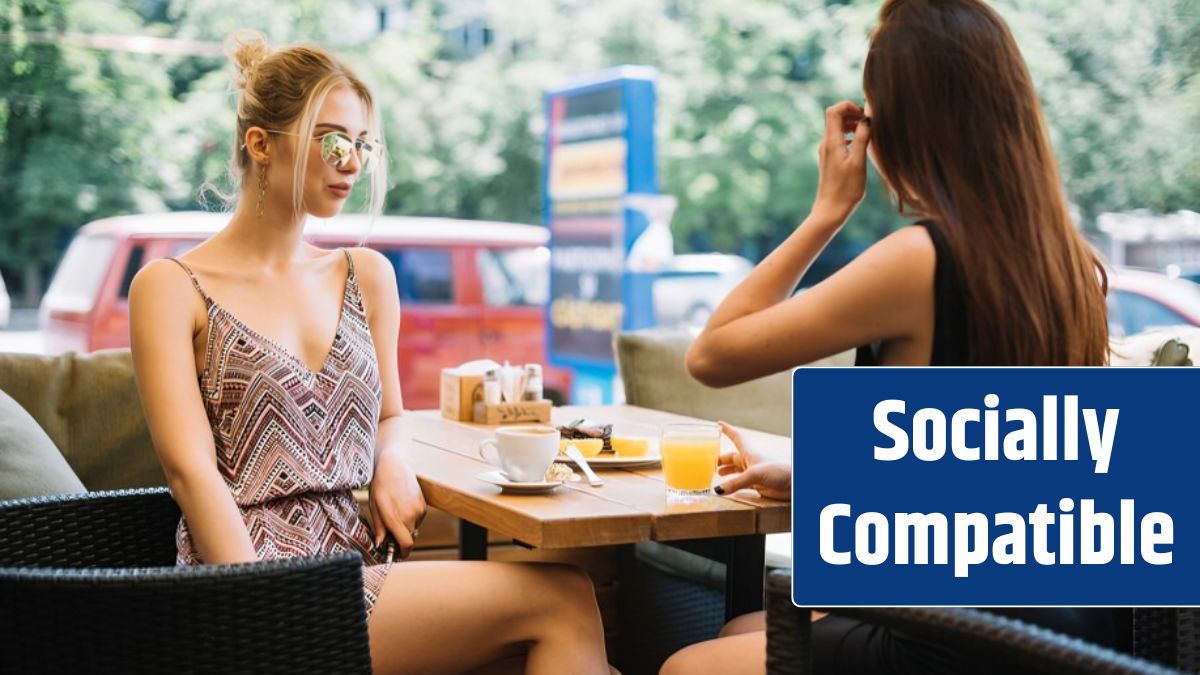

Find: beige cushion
0;349;165;490
614;328;853;436
0;387;87;500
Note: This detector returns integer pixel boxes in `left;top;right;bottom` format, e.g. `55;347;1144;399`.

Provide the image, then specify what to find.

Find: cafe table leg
460;519;489;560
727;534;766;622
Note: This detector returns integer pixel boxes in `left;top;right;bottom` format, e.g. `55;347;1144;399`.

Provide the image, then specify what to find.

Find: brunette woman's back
677;0;1115;672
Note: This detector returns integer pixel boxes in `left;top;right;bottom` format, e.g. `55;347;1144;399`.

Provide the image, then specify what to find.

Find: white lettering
873;400;908;461
950;409;980;461
1142;513;1174;565
1083;408;1119;474
912;408;946;461
868;394;1119;475
894;512;949;564
815;500;1168;574
954;512;989;578
1081;499;1114;564
820;504;851;565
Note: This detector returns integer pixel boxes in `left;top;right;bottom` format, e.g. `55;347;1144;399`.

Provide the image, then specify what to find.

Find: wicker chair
0;488;372;675
765;570;1197;675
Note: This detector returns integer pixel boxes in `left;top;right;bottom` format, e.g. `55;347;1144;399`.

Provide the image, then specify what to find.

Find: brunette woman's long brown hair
863;0;1109;365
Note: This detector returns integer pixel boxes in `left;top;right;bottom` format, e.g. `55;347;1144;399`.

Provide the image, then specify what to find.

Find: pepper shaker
523;364;543;401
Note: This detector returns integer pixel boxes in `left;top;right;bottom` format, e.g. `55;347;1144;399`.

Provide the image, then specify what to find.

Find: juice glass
661;422;721;502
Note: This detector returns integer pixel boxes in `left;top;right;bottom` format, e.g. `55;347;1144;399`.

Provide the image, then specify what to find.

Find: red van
39;211;570;409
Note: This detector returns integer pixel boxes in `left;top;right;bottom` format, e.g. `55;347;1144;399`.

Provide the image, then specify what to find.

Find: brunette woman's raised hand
814;100;872;224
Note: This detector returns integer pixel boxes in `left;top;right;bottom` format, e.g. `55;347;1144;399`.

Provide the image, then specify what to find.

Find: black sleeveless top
836;220;1133;671
855;220;969;366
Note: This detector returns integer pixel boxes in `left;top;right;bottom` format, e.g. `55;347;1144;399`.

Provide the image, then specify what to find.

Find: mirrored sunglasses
317;131;381;175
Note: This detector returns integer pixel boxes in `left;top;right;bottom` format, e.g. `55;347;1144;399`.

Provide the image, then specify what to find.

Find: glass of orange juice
661;422;721;502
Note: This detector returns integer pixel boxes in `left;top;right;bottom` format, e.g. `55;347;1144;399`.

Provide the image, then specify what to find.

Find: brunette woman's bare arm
688;102;936;386
688;223;935;386
128;260;259;564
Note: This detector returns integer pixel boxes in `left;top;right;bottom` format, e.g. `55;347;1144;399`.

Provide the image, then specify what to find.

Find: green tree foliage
1;0;1196;299
1;0;174;299
1007;0;1199;222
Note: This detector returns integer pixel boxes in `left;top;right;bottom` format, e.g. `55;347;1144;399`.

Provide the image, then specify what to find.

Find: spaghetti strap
166;257;213;307
340;248;358;293
339;248;367;313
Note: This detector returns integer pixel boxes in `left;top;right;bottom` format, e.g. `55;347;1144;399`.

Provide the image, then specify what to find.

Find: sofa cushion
0;387;87;500
0;349;165;490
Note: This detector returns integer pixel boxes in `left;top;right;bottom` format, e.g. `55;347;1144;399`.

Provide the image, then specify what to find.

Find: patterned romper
168;250;392;617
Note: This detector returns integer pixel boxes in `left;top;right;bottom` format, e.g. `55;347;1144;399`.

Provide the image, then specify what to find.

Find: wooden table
406;405;791;620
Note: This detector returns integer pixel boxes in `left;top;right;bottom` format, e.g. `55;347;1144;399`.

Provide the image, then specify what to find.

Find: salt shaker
483;368;502;406
523;364;544;401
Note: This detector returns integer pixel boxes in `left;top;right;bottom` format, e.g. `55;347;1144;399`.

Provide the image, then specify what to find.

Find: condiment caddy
440;360;552;424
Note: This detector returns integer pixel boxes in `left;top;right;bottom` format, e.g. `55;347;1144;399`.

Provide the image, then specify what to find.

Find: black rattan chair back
0;488;179;567
0;489;372;674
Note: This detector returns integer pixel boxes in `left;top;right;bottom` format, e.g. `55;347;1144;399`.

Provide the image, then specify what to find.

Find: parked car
1107;267;1200;337
39;211;570;410
652;253;754;326
0;272;10;328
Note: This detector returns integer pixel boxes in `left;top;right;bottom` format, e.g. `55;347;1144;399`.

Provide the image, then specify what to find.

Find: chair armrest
0;488;180;567
765;570;1181;675
0;551;371;674
765;569;811;675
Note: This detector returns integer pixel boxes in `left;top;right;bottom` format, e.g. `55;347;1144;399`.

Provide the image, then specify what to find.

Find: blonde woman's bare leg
659;631;766;675
368;560;609;675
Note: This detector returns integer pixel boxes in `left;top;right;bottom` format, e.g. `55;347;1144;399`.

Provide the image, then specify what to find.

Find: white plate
477;470;564;494
553;451;662;469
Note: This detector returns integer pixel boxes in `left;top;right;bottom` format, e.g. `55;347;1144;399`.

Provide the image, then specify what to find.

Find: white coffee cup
478;425;561;483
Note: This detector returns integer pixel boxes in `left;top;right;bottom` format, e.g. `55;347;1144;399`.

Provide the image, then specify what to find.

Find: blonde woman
129;32;610;674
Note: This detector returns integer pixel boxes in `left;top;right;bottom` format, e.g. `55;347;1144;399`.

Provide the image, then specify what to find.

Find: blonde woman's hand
713;421;792;501
368;450;427;560
813;100;872;224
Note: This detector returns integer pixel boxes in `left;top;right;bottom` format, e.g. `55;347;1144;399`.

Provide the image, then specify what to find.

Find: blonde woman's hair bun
209;29;387;221
226;29;270;91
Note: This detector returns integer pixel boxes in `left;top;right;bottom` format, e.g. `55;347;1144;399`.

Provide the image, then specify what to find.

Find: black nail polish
714;485;726;495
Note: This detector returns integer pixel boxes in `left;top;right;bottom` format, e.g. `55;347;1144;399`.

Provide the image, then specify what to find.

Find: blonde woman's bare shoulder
130;258;200;301
128;258;205;330
343;247;399;312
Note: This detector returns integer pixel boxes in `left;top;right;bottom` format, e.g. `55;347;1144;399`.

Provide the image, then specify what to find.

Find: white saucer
553;452;662;469
477;470;564;494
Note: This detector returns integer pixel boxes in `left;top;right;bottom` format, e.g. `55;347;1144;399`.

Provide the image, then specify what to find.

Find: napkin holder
441;369;484;422
472;399;553;425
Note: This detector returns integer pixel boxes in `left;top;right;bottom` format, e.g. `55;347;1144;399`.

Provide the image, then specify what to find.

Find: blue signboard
543;67;658;404
791;367;1200;607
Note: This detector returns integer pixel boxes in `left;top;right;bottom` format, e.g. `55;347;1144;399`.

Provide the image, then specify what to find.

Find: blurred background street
2;0;1197;397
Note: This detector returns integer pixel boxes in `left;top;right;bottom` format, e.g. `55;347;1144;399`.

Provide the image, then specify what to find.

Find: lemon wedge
611;436;651;457
559;438;603;457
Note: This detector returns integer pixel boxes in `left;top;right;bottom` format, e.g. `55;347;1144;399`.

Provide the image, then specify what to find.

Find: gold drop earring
256;164;269;218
